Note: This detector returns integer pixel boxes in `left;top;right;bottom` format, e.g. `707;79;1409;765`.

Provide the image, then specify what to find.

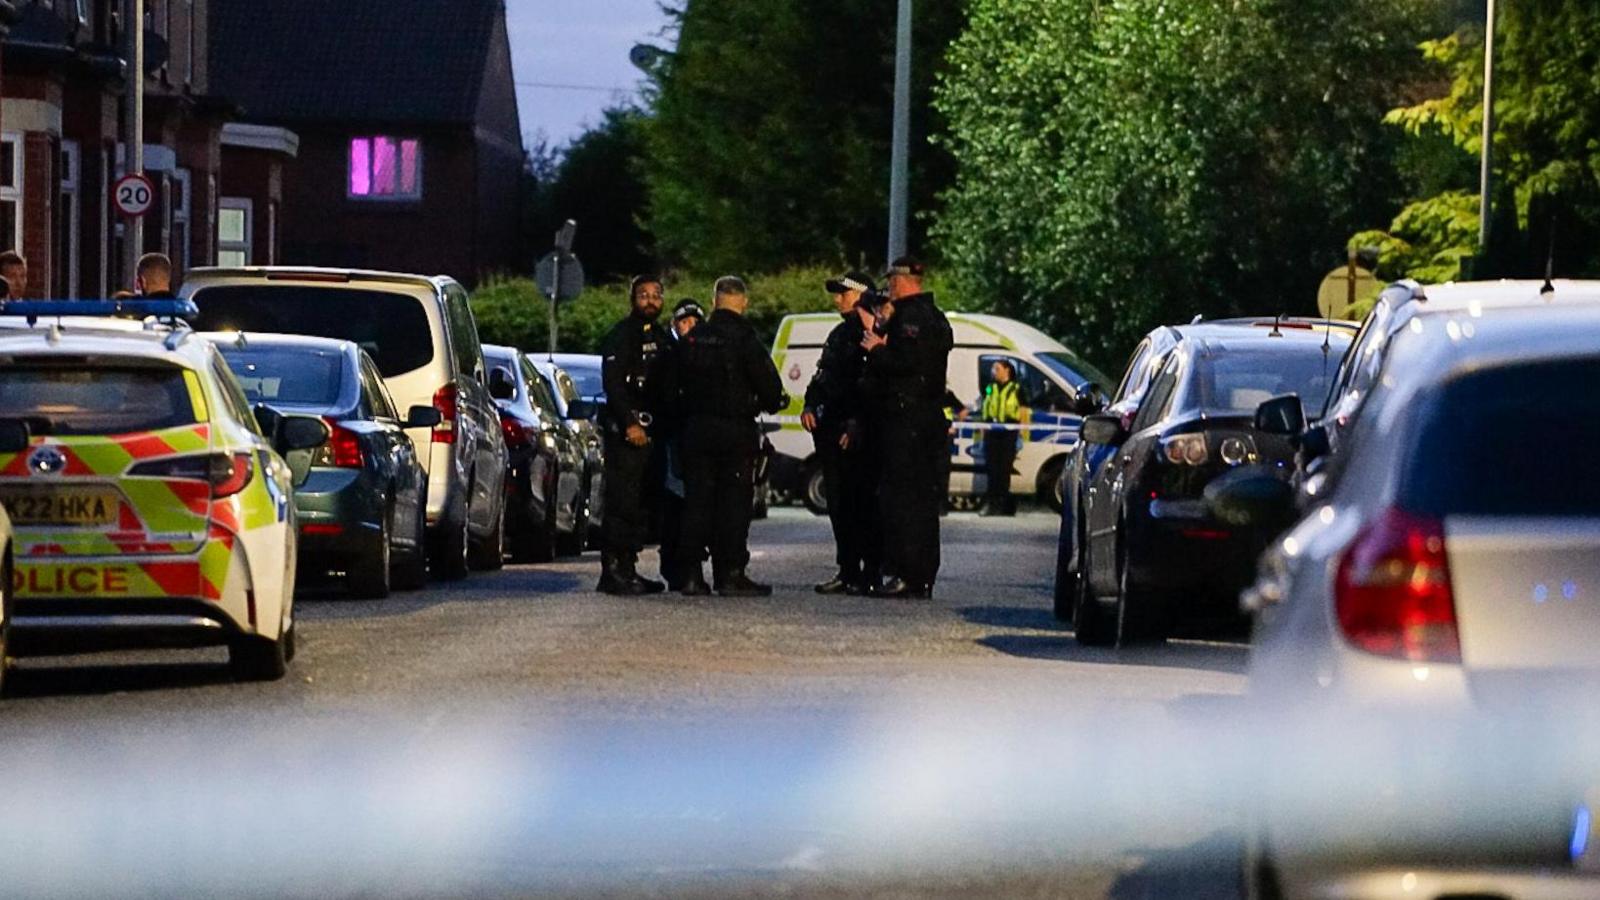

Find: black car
209;332;439;598
532;358;606;550
484;345;591;561
1071;325;1351;646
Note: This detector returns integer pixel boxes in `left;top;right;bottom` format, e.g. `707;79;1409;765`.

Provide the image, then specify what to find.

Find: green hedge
472;266;970;355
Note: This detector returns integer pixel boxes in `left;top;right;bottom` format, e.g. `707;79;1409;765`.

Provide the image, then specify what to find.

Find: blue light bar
0;299;199;319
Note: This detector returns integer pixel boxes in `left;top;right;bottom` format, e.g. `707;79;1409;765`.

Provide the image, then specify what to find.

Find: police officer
657;299;706;588
860;256;953;599
979;359;1023;517
597;274;670;595
670;276;786;596
802;271;880;594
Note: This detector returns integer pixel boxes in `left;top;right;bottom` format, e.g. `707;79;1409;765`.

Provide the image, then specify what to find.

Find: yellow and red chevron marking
0;425;211;478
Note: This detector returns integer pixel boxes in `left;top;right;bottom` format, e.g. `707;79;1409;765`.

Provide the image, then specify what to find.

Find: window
359;355;398;420
0;133;23;255
978;355;1072;413
217;197;252;267
59;142;81;298
188;286;435;378
221;346;346;407
348;137;422;200
1131;358;1180;434
170;169;192;271
0;367;197;435
444;285;484;379
210;352;261;434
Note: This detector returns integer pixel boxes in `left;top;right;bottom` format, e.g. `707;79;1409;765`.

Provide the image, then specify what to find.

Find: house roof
210;0;505;127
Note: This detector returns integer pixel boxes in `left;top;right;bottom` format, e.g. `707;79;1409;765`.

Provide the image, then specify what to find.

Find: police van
764;313;1110;513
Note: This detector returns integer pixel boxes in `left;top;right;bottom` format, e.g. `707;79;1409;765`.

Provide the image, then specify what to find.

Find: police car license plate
0;487;119;526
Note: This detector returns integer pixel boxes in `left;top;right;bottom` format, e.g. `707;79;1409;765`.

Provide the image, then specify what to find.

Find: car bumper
9;595;248;654
294;468;385;570
1127;502;1265;610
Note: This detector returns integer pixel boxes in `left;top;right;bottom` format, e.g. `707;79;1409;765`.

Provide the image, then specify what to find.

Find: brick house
0;0;231;297
210;0;526;285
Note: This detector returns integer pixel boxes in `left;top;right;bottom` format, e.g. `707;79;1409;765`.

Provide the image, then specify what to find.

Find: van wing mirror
1080;413;1126;446
1255;394;1306;436
489;366;517;401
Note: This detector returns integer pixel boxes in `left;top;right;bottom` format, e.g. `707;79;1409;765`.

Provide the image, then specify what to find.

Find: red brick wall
21;132;56;298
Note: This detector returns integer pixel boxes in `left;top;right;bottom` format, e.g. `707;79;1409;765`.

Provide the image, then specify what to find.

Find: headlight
1161;434;1208;466
1218;436;1252;466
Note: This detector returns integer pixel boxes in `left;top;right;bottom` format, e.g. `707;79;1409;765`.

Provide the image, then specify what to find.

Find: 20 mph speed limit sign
113;174;156;218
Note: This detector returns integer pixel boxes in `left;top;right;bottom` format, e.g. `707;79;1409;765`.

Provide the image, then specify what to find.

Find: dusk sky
504;0;674;148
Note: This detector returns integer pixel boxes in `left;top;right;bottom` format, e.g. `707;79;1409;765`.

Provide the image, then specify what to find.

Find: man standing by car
861;256;953;598
597;274;669;595
135;253;178;298
658;299;706;589
803;271;880;594
671;277;786;596
979;359;1023;517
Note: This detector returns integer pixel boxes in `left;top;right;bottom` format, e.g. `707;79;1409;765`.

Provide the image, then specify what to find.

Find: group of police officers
595;257;954;600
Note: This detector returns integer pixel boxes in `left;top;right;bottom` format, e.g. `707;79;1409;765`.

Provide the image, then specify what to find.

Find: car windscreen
0;364;198;435
1184;341;1347;419
1403;357;1600;517
562;364;603;399
220;346;345;407
188;286;434;378
1038;350;1113;394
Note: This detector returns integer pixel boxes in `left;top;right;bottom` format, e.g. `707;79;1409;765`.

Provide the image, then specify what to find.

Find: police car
0;301;328;683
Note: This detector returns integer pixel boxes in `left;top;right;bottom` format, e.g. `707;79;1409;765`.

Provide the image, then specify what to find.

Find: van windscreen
188;286;434;378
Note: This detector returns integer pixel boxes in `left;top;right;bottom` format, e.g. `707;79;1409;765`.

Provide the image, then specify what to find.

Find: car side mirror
275;414;331;454
489;366;517;401
1080;413;1126;446
566;399;597;421
0;419;29;454
1255;394;1306;436
1205;465;1297;530
405;405;443;429
1299;424;1331;462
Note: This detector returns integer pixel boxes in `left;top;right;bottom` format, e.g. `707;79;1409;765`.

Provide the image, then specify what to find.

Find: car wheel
802;461;828;516
431;495;471;581
393;498;429;590
469;497;506;571
348;509;392;599
1114;538;1168;647
228;633;288;682
528;497;560;562
1073;558;1116;647
1037;456;1067;513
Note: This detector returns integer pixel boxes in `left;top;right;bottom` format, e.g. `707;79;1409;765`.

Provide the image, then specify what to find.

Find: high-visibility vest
981;381;1021;424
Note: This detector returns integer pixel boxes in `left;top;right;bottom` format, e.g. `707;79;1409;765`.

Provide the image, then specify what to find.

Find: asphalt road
0;507;1253;899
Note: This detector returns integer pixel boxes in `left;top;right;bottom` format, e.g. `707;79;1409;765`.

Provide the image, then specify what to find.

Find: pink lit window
348;137;422;200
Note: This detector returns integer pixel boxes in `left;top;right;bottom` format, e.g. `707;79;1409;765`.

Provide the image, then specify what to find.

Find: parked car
484;345;589;561
765;313;1109;513
547;352;605;410
1071;323;1351;646
1216;301;1600;899
1054;317;1357;622
0;300;328;682
180;267;509;579
209;333;436;597
530;357;604;549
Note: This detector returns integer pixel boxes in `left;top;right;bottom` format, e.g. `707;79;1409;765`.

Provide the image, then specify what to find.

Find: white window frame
217;197;252;267
347;136;423;202
170;167;191;271
0;132;24;256
60;141;81;298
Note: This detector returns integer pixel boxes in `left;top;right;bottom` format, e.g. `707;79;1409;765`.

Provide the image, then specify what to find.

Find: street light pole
1477;0;1497;255
121;0;144;289
886;0;912;265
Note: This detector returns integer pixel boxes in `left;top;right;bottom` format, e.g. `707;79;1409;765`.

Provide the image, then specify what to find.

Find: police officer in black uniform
860;256;953;599
803;271;881;594
657;299;706;588
669;276;786;596
597;274;670;595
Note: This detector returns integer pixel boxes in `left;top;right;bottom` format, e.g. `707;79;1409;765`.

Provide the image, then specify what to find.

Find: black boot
597;552;644;596
620;552;665;595
814;570;856;595
873;576;932;599
679;567;712;596
717;568;772;597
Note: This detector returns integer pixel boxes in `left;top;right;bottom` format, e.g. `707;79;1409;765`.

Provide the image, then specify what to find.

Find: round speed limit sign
113;173;156;218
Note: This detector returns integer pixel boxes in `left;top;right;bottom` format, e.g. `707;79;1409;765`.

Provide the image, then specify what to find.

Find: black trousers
984;427;1018;514
878;410;945;588
678;416;759;578
816;428;881;581
603;433;652;557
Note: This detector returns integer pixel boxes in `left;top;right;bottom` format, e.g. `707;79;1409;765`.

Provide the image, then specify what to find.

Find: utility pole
1477;0;1497;255
121;0;144;289
886;0;912;265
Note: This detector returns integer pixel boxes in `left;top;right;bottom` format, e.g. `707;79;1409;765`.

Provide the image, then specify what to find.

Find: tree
933;0;1440;365
522;109;656;284
641;0;965;274
1354;0;1600;282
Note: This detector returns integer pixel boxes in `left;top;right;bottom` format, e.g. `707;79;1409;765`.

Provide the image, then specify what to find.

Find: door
1086;357;1179;594
443;284;503;532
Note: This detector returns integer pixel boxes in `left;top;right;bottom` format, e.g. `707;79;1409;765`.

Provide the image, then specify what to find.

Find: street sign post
535;220;584;356
113;173;156;218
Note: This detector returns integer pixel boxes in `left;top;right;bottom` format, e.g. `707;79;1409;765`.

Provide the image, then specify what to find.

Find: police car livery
0;301;328;684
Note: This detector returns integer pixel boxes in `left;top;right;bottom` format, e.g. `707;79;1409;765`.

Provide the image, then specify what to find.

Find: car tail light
1161;433;1209;465
130;452;253;498
1334;508;1460;663
500;414;532;449
311;418;364;469
209;453;255;498
432;383;459;444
